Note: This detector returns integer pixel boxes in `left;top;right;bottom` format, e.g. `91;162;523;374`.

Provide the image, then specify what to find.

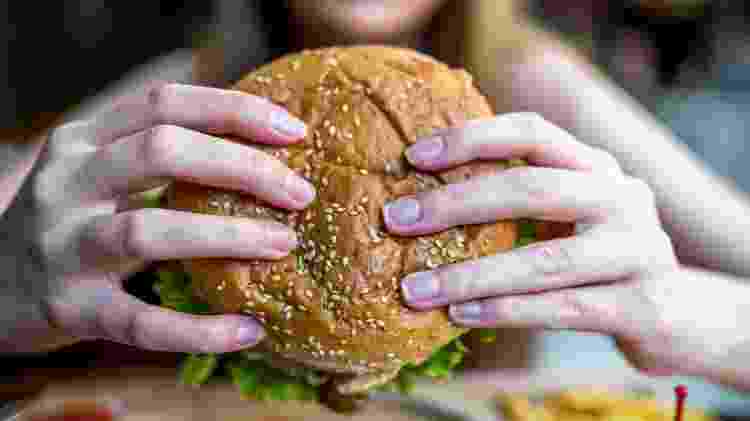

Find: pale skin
1;0;749;393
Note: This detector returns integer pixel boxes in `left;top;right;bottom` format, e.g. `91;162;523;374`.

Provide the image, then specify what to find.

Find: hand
2;83;316;354
383;112;718;377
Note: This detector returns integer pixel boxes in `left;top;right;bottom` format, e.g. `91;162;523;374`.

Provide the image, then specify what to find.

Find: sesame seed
271;274;281;281
359;169;368;175
387;352;396;358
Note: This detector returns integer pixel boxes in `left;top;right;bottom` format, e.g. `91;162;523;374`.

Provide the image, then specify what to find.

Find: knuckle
439;260;485;300
140;125;180;169
438;182;469;205
120;209;158;260
492;298;516;321
146;83;180;123
253;220;276;246
124;307;152;349
522;241;578;276
32;170;56;208
558;290;594;323
247;150;280;183
46;122;82;154
503;167;552;203
509;112;547;137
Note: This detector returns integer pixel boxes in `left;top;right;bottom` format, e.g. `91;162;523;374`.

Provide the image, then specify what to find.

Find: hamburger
150;45;542;410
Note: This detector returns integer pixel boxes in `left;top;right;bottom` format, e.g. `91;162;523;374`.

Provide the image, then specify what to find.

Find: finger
77;208;298;264
384;166;657;236
85;83;307;146
47;286;265;353
447;283;629;333
400;227;674;309
45;120;95;156
77;124;315;208
404;113;622;176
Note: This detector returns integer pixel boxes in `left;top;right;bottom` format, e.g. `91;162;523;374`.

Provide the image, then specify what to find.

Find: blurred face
286;0;448;43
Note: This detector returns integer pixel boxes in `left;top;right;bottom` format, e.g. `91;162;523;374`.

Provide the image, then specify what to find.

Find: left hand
383;113;688;375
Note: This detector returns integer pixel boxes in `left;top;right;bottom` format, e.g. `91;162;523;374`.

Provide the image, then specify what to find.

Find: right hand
3;83;315;354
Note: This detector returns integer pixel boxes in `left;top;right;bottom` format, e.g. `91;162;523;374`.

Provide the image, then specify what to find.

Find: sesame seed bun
166;46;519;395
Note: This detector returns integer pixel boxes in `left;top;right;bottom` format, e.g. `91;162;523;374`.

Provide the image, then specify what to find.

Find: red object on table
674;384;688;421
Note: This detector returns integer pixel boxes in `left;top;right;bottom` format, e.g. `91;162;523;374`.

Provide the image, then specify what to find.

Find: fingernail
401;271;440;302
237;320;262;346
406;136;444;164
451;302;483;321
288;177;316;205
384;197;422;226
270;111;307;138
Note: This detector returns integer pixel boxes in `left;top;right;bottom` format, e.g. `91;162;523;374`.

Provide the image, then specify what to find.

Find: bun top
167;46;519;393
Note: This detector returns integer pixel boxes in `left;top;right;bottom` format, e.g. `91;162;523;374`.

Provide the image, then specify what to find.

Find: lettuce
154;267;517;401
516;219;537;247
179;353;219;386
226;357;319;401
154;269;211;314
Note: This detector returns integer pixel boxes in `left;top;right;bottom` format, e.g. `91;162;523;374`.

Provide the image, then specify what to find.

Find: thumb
46;285;265;353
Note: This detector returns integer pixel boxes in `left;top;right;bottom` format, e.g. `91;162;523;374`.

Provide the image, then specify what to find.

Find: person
1;0;749;395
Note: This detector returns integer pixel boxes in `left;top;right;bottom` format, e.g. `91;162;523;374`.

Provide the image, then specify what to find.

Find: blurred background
3;0;750;418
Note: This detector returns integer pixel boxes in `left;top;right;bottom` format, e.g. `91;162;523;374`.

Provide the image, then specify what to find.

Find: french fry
495;388;716;421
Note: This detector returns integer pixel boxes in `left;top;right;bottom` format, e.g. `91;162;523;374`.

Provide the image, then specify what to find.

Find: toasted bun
166;46;519;393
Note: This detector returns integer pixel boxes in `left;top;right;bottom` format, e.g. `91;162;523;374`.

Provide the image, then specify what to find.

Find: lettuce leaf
154;269;210;314
516;219;537;247
226;357;319;401
179;353;219;386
